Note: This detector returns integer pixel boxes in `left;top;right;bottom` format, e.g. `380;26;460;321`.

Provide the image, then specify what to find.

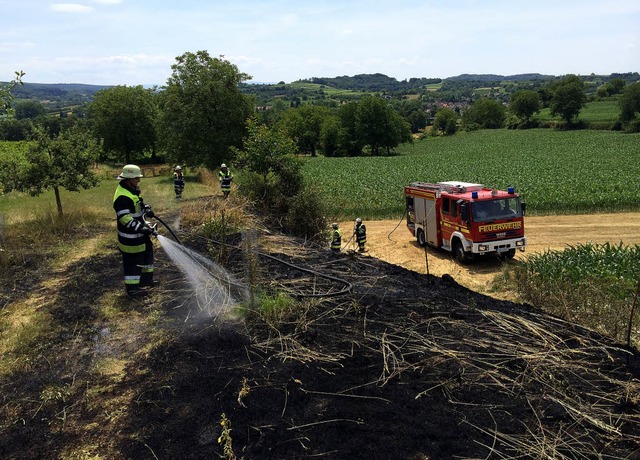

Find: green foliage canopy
89;85;158;163
462;98;506;130
1;127;101;216
549;74;587;124
432;107;459;135
509;90;542;125
14;100;46;120
0;71;24;116
158;51;254;169
619;82;640;123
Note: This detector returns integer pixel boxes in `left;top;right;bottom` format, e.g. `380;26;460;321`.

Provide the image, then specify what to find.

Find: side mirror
521;202;527;216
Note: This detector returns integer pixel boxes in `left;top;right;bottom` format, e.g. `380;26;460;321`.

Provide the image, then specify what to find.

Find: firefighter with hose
113;164;158;297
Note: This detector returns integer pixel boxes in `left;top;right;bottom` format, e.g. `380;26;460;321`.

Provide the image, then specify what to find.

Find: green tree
509;90;542;126
462;98;505;130
319;114;342;157
14;100;46;120
619;82;640;130
432;107;458;135
549;74;587;124
89;85;158;163
233;118;301;211
337;101;363;156
158;51;254;168
355;95;411;155
279;105;331;157
0;71;24;116
2;126;100;216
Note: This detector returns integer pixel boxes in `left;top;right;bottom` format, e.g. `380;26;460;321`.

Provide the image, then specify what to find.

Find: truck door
440;197;457;244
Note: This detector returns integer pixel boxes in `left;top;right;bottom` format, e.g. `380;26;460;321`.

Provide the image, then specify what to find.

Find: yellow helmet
117;164;143;180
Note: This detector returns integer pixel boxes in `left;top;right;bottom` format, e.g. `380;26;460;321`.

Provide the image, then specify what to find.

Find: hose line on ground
387;208;408;243
197;235;352;298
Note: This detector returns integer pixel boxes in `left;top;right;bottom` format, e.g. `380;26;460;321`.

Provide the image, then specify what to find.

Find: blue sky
1;0;639;86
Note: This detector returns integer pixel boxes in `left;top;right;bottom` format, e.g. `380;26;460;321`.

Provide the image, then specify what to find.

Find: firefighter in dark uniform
173;165;185;199
218;163;233;198
354;217;367;252
330;222;342;252
113;164;157;297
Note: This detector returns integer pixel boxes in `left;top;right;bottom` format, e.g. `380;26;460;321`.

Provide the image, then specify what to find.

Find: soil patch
349;212;640;298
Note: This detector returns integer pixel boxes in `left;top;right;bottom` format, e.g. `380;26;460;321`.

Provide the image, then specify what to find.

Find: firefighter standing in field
330;222;342;252
354;218;367;252
218;163;233;198
113;164;158;297
173;165;185;199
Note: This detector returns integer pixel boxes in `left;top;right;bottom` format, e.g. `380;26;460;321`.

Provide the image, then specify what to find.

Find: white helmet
355;218;362;224
117;164;143;180
332;222;338;229
220;163;227;168
175;165;182;170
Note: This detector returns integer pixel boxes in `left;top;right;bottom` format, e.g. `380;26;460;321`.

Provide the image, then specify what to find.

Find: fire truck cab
404;181;526;263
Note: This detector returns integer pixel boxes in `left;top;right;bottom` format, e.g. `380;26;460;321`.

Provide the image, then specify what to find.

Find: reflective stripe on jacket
219;170;233;190
113;184;147;253
355;224;367;243
331;229;342;249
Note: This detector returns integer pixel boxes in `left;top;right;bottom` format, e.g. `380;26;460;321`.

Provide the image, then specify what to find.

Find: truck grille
477;229;522;241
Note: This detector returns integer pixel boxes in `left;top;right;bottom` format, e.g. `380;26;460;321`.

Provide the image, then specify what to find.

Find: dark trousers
121;239;154;290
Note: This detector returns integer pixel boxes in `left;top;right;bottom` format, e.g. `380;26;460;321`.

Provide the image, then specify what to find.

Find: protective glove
143;204;155;219
140;224;158;236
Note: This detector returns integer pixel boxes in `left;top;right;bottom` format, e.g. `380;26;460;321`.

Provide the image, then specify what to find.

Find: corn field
303;129;640;219
515;242;640;346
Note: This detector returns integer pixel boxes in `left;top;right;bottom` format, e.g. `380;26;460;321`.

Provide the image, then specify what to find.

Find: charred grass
0;201;639;459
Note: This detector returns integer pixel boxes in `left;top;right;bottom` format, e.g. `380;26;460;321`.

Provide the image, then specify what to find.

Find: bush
283;183;328;242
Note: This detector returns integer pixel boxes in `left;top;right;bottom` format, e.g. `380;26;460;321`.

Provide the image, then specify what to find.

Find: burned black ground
1;230;639;460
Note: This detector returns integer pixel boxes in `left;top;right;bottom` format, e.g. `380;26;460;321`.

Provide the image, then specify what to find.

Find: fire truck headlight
516;239;525;247
478;244;489;251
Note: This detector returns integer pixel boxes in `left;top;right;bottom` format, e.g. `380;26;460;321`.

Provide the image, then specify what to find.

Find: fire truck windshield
471;198;522;223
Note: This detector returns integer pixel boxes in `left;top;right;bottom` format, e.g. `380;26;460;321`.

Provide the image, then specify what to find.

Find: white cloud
50;3;93;13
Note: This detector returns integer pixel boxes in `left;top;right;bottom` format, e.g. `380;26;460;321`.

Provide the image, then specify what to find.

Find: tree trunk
54;186;64;217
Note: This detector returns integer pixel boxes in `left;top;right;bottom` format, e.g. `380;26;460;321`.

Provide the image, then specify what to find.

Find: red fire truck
404;181;526;263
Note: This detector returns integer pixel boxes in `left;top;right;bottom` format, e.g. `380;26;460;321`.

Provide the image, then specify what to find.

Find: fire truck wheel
453;241;471;264
417;229;426;247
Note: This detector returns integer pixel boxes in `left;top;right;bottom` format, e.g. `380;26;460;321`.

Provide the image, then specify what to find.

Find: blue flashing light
472;191;478;199
508;187;515;194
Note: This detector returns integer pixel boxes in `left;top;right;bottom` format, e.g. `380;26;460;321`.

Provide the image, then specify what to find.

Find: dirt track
342;212;640;298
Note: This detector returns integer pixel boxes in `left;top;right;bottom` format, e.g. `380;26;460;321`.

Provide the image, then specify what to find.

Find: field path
341;212;640;299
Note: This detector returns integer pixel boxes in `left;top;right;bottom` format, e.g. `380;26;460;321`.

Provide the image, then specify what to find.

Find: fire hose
142;206;182;245
199;235;352;299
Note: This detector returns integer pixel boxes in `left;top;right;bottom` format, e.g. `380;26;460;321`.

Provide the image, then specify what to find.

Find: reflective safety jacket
113;183;148;253
173;172;185;190
331;228;342;250
219;169;233;191
355;223;367;244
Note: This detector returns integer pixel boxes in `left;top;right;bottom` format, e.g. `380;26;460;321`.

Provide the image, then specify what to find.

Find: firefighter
330;222;342;252
113;164;158;297
354;217;367;252
173;165;185;199
218;163;233;198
